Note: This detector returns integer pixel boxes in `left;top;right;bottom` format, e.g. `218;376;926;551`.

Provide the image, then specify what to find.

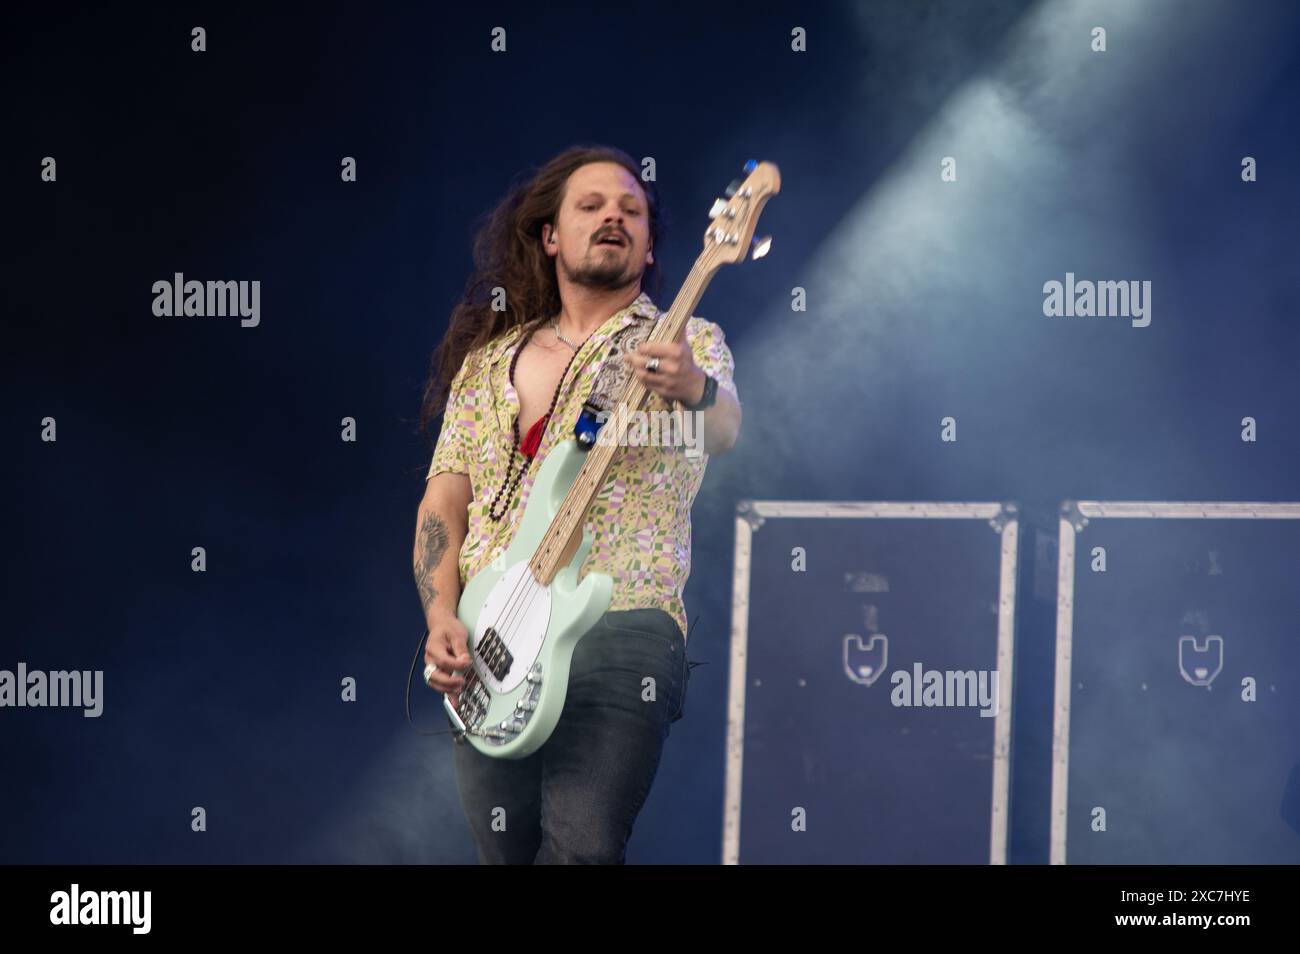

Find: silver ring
423;663;438;686
645;357;660;373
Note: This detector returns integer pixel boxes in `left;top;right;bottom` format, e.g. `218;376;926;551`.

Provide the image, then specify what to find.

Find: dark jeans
451;608;689;864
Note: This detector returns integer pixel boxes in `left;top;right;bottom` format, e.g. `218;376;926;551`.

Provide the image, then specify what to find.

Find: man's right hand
424;608;472;699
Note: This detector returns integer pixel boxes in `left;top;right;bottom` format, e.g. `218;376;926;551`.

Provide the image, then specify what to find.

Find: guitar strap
579;315;658;418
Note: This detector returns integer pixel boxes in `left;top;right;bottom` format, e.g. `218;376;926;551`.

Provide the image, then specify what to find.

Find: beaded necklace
487;321;585;522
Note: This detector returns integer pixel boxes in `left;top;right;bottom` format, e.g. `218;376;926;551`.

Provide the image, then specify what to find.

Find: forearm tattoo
414;511;451;615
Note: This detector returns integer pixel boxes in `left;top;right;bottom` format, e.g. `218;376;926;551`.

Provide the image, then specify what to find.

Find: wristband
682;373;718;411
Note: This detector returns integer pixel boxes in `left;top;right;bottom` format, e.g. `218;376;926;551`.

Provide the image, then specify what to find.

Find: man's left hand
622;340;707;406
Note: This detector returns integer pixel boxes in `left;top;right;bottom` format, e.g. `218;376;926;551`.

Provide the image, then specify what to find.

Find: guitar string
479;327;658;681
465;312;665;706
458;264;712;729
442;187;766;738
453;319;589;710
479;292;694;674
455;312;609;707
488;270;707;652
462;262;710;709
481;304;649;657
486;293;684;656
465;272;706;717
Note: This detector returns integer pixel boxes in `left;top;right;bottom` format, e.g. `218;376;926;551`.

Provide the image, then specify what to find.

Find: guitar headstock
699;160;781;273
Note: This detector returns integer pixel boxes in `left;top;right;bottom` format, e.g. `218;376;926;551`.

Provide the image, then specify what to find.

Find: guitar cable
405;627;457;737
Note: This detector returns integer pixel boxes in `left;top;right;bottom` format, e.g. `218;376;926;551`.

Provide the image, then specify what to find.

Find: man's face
543;161;653;291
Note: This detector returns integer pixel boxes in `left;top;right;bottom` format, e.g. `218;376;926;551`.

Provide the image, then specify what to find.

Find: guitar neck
527;261;716;585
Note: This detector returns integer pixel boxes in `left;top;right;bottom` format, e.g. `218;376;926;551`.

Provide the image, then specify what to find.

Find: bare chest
512;334;578;433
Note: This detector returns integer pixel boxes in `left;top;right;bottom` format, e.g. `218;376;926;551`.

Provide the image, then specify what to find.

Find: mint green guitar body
445;439;613;758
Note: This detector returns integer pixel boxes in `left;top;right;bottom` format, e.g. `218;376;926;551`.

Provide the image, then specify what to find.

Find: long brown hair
418;144;665;442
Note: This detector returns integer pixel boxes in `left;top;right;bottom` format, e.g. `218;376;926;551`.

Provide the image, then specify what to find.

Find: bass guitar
445;160;780;757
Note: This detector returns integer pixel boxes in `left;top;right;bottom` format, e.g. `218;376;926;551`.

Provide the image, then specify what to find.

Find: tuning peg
708;198;727;219
724;178;742;198
750;235;772;260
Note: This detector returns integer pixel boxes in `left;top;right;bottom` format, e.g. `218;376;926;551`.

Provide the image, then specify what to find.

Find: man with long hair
414;144;741;863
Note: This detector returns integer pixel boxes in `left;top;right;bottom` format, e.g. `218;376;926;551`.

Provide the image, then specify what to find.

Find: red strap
520;414;548;458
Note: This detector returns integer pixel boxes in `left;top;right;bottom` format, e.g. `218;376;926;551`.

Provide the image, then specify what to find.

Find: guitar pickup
476;626;513;681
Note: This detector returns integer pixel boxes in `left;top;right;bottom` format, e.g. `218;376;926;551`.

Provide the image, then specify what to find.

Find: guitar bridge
483;662;544;746
476;626;513;682
452;662;545;746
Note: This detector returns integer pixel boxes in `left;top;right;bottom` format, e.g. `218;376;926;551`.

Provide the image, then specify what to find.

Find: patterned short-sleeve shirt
426;291;738;640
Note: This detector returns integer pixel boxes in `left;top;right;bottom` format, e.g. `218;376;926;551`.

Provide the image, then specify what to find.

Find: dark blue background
4;1;1298;863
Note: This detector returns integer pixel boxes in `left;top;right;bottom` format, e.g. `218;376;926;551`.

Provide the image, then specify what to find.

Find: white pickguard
472;561;552;694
